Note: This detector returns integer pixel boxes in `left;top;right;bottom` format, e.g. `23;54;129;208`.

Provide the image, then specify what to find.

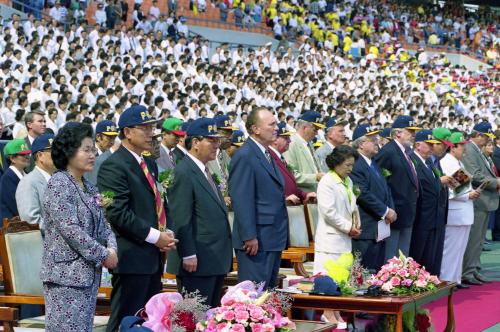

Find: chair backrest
0;218;43;296
305;203;319;238
287;205;309;247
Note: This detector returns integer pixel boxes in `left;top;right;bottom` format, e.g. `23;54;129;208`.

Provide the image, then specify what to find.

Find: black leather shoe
482;247;492;252
456;284;470;290
474;274;492;283
462;278;483;286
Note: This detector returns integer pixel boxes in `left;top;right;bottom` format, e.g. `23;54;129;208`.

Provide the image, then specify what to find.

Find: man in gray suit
207;115;235;206
461;122;500;285
316;117;347;172
16;133;55;231
157;117;186;172
85;141;121;185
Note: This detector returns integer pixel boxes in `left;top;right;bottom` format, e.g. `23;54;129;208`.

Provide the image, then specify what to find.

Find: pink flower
262;323;275;332
216;322;228;331
390;277;401;286
276;316;294;328
235;309;249;323
381;282;393;292
415;279;428;287
230;323;246;332
207;319;217;330
401;279;413;287
429;275;440;285
223;310;236;321
397;269;408;278
250;307;264;321
250;323;264;332
381;273;390;282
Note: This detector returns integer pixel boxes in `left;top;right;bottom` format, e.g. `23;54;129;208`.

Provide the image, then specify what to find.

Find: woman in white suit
439;132;480;289
314;145;361;329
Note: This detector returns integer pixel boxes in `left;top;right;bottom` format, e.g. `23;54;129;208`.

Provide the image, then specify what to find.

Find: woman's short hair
52;122;94;170
325;145;358;170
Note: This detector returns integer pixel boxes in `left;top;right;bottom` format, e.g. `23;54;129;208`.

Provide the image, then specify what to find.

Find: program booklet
450;168;472;198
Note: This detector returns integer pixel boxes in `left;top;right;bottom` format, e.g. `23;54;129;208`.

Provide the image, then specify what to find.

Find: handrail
185;15;271;35
188;29;270;52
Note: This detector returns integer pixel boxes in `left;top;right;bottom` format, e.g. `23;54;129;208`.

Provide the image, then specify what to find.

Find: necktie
404;149;419;191
265;149;272;164
140;159;166;231
168;150;175;164
204;167;220;200
307;143;321;172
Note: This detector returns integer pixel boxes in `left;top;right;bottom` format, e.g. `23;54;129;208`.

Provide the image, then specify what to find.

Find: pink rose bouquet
196;281;296;332
367;251;440;295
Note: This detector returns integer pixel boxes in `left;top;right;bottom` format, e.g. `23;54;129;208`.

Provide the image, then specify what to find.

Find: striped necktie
140;159;166;232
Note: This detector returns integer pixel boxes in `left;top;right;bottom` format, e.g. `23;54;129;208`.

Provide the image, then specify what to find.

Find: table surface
290;282;455;314
293;320;337;332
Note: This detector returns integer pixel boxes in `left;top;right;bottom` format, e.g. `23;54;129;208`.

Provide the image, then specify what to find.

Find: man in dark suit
0;139;31;225
172;122;190;162
166;118;232;307
0;140;7;177
98;105;177;332
491;130;500;242
269;122;316;205
409;130;445;275
229;107;288;289
374;116;420;260
350;124;396;271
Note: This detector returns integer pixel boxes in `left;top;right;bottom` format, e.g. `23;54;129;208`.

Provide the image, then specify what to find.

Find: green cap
3;139;31;156
449;132;469;146
162;117;186;136
432;128;451;141
432;127;453;148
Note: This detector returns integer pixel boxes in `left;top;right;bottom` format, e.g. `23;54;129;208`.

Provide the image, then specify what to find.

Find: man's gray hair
352;136;368;150
296;119;313;130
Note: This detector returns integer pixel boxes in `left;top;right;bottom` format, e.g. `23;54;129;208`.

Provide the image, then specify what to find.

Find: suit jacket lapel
393;142;417;187
118;146;154;194
360;157;386;193
248;139;283;186
414;155;440;193
185;156;227;213
471;143;495;176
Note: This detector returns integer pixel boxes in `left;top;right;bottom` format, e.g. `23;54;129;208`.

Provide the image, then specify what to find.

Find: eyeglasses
79;147;98;155
132;125;155;133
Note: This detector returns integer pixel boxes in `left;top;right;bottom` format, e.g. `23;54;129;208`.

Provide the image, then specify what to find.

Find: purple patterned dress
40;171;117;332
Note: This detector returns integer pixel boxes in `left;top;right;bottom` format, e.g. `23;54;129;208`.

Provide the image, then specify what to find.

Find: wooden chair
0;218;44;306
280;204;320;277
0;306;18;332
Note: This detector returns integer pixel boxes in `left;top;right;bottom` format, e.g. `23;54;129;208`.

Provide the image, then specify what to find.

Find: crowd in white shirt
0;12;498;142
